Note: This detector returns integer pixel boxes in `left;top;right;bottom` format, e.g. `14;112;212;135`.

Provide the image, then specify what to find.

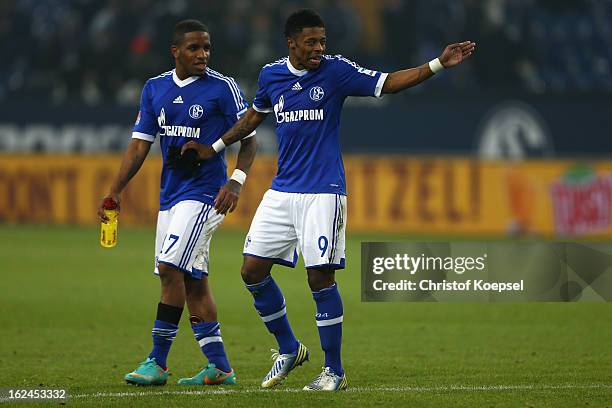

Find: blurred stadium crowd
1;0;611;106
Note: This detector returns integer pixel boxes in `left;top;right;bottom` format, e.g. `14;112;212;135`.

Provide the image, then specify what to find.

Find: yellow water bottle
100;197;118;248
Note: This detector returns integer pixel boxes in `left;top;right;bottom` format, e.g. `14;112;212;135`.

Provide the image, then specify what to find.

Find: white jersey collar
172;69;200;87
286;58;308;77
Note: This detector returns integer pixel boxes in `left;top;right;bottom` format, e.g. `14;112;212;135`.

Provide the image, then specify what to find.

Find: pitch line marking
71;384;612;398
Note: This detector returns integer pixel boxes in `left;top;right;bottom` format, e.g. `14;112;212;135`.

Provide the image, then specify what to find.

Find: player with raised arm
97;19;256;386
183;9;474;391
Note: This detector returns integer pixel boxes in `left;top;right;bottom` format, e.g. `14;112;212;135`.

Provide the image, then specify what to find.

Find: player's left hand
214;180;242;215
182;140;216;161
439;41;476;68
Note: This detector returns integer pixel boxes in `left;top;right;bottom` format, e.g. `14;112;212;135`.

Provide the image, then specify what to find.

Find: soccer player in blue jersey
184;9;475;391
97;20;256;386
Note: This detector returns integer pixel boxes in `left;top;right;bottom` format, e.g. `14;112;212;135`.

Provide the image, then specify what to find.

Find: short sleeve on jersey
253;71;273;113
215;75;256;139
132;80;159;142
333;56;388;98
216;76;249;123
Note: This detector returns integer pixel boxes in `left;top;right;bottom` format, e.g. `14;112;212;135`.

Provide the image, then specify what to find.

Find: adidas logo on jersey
173;95;184;104
291;82;302;91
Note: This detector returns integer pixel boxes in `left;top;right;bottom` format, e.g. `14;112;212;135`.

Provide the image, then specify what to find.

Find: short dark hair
284;9;324;38
172;19;209;45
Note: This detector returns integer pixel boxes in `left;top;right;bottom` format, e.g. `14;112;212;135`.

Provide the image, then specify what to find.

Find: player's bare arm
382;41;475;94
97;138;151;221
181;108;267;160
214;136;257;215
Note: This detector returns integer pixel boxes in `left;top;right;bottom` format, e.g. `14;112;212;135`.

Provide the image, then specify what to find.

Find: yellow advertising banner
1;155;611;237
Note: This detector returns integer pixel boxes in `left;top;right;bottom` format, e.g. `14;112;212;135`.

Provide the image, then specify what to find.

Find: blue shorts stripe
178;204;206;268
185;205;213;266
178;204;208;268
181;205;212;269
329;194;340;263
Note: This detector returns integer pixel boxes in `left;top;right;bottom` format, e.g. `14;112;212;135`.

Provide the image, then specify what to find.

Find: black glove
166;146;201;176
166;145;181;168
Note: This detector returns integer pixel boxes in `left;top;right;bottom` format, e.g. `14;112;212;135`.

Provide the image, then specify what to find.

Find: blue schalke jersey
253;55;387;195
133;68;251;210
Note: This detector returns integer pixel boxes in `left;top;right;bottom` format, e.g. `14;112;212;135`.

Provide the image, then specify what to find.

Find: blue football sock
191;320;231;373
149;319;178;369
312;283;344;376
148;303;182;369
246;275;299;355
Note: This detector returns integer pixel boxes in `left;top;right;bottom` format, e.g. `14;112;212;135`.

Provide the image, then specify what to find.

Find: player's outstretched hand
181;141;216;161
214;180;242;215
97;194;121;222
439;41;476;68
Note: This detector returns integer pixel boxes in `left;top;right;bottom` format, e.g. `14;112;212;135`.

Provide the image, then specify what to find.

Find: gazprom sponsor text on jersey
157;107;200;138
158;125;201;138
276;109;324;124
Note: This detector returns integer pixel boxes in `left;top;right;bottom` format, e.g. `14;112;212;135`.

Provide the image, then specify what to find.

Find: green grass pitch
1;225;611;407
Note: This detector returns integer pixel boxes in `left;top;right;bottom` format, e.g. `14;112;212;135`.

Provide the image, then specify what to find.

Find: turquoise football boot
177;363;236;385
124;358;169;386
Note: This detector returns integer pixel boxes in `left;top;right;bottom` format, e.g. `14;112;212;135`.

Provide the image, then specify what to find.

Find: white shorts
154;200;224;279
243;190;346;269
